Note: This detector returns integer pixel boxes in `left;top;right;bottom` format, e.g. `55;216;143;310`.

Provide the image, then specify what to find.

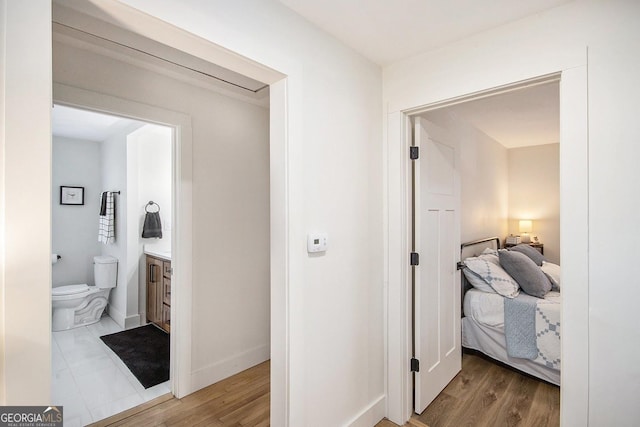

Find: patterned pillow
462;263;495;293
464;256;520;298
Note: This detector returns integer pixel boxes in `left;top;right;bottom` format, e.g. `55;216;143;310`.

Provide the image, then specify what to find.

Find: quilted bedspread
504;291;561;370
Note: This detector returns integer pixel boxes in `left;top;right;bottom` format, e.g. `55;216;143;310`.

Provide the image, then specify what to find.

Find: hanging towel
99;191;107;216
98;191;116;244
142;211;163;238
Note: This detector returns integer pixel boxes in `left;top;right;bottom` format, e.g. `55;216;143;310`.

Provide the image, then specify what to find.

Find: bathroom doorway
50;104;175;425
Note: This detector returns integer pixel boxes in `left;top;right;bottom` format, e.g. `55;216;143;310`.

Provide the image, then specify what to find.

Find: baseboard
345;394;386;427
190;343;270;392
124;314;142;329
106;305;141;329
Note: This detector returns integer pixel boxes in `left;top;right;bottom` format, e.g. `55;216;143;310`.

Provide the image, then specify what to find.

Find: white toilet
51;255;118;331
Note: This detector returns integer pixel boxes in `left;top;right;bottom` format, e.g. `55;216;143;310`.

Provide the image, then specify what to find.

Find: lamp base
521;233;531;244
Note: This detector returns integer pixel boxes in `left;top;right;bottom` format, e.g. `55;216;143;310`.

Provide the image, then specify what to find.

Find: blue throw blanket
504;293;539;360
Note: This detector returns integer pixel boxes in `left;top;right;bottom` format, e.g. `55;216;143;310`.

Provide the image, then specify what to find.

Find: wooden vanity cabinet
146;254;171;333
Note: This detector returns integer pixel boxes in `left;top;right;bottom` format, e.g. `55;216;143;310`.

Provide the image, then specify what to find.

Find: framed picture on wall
60;186;84;205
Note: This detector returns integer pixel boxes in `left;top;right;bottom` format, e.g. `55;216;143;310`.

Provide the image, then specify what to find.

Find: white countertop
144;245;171;261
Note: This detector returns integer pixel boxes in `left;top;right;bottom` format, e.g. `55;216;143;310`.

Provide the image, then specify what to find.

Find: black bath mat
100;325;169;389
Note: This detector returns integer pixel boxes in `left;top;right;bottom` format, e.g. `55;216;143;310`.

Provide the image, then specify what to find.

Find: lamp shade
519;220;533;233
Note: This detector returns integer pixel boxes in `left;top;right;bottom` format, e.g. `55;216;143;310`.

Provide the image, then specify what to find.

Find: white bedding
463;289;561;383
464;289;561;326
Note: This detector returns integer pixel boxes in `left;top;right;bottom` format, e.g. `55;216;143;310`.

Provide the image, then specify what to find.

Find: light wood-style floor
91;352;558;427
89;361;270;427
410;351;560;427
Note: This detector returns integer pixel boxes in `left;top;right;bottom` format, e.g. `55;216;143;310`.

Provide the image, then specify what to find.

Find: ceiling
278;0;562;148
441;82;559;148
52;105;143;141
53;2;562;146
278;0;573;66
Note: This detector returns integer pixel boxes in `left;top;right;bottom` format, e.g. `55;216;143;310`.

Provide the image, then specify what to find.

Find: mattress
462;289;561;385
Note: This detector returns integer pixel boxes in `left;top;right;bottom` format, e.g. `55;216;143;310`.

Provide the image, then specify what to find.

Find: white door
413;116;461;414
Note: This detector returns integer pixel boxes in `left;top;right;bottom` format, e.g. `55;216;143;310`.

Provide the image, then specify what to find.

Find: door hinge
410;146;419;160
410;252;419;266
411;358;420;372
456;261;466;271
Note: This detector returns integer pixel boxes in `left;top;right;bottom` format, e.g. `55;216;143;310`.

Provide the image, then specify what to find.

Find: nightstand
504;241;544;255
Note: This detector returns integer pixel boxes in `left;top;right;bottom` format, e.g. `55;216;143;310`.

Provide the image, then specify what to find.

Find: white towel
99;191;116;244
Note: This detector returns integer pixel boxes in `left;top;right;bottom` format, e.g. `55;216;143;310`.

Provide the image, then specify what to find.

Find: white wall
383;0;640;425
135;125;172;249
53;30;274;399
100;122;144;327
0;0;52;405
52;136;103;286
127;124;172;321
422;110;509;243
88;1;385;425
508;144;560;264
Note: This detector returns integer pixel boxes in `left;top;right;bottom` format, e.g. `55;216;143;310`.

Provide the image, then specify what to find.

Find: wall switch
307;232;328;253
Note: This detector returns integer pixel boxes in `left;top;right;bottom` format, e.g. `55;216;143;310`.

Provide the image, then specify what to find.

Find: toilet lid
52;284;89;296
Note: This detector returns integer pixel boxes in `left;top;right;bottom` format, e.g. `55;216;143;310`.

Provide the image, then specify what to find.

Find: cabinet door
162;304;171;333
163;277;171;306
163;261;172;278
146;256;163;324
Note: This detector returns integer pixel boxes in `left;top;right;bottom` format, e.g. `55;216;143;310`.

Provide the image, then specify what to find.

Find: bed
460;237;561;385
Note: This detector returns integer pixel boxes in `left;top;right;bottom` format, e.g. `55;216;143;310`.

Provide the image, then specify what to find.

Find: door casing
385;70;589;425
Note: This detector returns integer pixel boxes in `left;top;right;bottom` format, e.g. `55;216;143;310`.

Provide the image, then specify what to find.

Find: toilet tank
94;256;118;288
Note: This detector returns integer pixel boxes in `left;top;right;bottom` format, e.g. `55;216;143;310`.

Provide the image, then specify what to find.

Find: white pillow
464;256;520;298
462;266;495;293
541;261;561;291
482;247;499;257
480;248;500;265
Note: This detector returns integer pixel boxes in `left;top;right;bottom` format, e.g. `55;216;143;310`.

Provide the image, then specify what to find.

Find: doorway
386;70;588;425
409;80;561;423
50;104;175;424
52;2;275;421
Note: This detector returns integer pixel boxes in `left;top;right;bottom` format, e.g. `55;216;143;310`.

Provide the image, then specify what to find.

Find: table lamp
519;220;532;243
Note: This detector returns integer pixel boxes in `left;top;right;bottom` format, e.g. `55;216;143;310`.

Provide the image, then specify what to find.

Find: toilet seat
52;284;89;296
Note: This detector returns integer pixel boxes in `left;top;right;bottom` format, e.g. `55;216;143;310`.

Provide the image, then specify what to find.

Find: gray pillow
509;244;545;266
499;250;552;298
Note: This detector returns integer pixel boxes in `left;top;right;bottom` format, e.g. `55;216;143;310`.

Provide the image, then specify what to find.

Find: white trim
385;111;412;423
269;78;290;427
50;2;290;423
345;394;386;427
53;82;194;398
190;344;270;392
385;70;589;425
558;65;589;427
105;304;141;330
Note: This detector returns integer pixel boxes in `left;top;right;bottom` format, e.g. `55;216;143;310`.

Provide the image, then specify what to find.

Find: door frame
3;0;289;423
385;70;589;425
53;82;194;397
51;4;290;423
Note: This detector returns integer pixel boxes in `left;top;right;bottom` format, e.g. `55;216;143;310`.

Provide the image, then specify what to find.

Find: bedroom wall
113;1;385;426
422;110;509;244
508;144;560;264
52;136;103;287
383;0;640;425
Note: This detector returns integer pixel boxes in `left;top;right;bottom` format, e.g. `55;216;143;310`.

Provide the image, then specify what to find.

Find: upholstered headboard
460;237;501;314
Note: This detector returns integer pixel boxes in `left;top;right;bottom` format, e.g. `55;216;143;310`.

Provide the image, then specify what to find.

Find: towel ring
145;201;160;213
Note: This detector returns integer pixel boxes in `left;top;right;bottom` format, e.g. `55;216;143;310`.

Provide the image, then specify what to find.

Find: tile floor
51;315;171;427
